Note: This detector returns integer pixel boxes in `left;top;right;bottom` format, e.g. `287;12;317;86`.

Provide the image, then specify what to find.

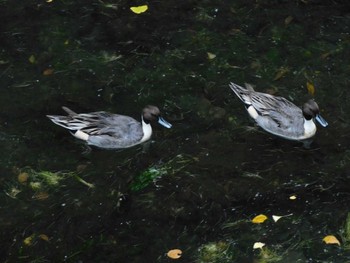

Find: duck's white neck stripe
303;119;316;138
140;117;152;143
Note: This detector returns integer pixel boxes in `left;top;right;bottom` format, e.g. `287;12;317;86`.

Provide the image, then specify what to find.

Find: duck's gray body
47;105;171;149
229;82;328;140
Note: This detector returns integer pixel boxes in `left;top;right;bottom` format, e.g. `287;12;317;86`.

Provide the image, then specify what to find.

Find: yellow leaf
23;235;34;246
167;249;182;259
28;55;36;64
289;195;297;200
43;68;54;76
130;5;148;14
323;235;341;245
18;172;29;184
207;52;216;60
253;242;265;249
252;214;268;224
64;39;69;45
39;234;49;242
306;81;315;96
273;67;289;80
46;0;53;2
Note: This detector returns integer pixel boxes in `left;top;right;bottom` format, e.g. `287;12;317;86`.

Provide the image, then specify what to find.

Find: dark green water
1;0;350;262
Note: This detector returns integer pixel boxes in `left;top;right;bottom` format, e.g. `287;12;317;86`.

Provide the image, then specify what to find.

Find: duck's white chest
140;122;153;143
302;119;316;139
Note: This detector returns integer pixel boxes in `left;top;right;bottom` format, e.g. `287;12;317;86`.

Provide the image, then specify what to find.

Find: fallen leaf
285;15;294;26
306;81;315;96
273;67;289;80
43;68;54;76
207;52;216;60
39;234;49;242
252;214;268;224
28;55;36;64
289;195;297;200
323;235;340;245
253;242;265;249
18;172;29;184
33;192;49;200
130;5;148;14
167;249;182;259
272;213;293;222
23;235;34;246
272;215;282;222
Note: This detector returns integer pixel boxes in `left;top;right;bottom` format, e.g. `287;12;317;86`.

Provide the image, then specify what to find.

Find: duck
47;105;172;149
229;82;328;140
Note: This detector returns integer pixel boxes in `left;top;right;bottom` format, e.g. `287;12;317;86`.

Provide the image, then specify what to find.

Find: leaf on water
46;0;53;2
167;249;182;259
39;234;49;242
272;213;293;222
23;235;34;246
284;15;294;26
130;5;148;14
18;172;29;184
43;68;54;76
323;235;341;245
252;214;268;224
306;81;315;96
28;55;36;64
64;39;69;45
33;191;49;200
273;67;289;81
272;215;282;222
289;195;297;200
253;242;265;249
207;52;216;60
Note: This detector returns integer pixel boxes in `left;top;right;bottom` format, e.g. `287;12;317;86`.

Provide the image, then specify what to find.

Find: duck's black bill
315;114;328;127
158;117;172;128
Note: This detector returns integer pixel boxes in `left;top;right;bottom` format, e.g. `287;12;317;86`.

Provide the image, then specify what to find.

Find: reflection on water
1;0;350;262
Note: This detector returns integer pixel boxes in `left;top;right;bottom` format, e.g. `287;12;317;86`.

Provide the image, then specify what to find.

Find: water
1;0;350;262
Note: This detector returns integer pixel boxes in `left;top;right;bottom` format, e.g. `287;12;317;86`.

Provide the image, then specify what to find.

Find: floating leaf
289;195;297;200
18;172;29;184
284;15;294;26
64;39;69;45
252;214;268;224
23;235;34;246
306;81;315;96
272;213;293;222
43;68;54;76
46;0;53;2
253;242;265;249
207;52;216;60
273;67;289;81
28;55;36;64
323;235;340;245
167;249;182;259
39;234;49;242
272;215;282;222
33;191;49;200
130;5;148;14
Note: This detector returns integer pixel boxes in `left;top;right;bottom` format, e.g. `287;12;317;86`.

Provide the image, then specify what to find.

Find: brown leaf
167;249;182;259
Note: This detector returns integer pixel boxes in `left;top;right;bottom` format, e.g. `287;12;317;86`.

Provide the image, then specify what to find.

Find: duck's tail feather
229;82;252;105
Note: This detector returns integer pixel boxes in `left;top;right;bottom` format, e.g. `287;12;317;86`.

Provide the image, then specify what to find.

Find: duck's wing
250;93;303;129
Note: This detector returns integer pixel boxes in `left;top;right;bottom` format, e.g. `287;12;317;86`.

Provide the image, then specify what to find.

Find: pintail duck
47;105;172;149
229;82;328;140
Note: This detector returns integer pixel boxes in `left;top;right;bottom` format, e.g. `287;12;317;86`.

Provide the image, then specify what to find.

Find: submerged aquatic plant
130;154;195;192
